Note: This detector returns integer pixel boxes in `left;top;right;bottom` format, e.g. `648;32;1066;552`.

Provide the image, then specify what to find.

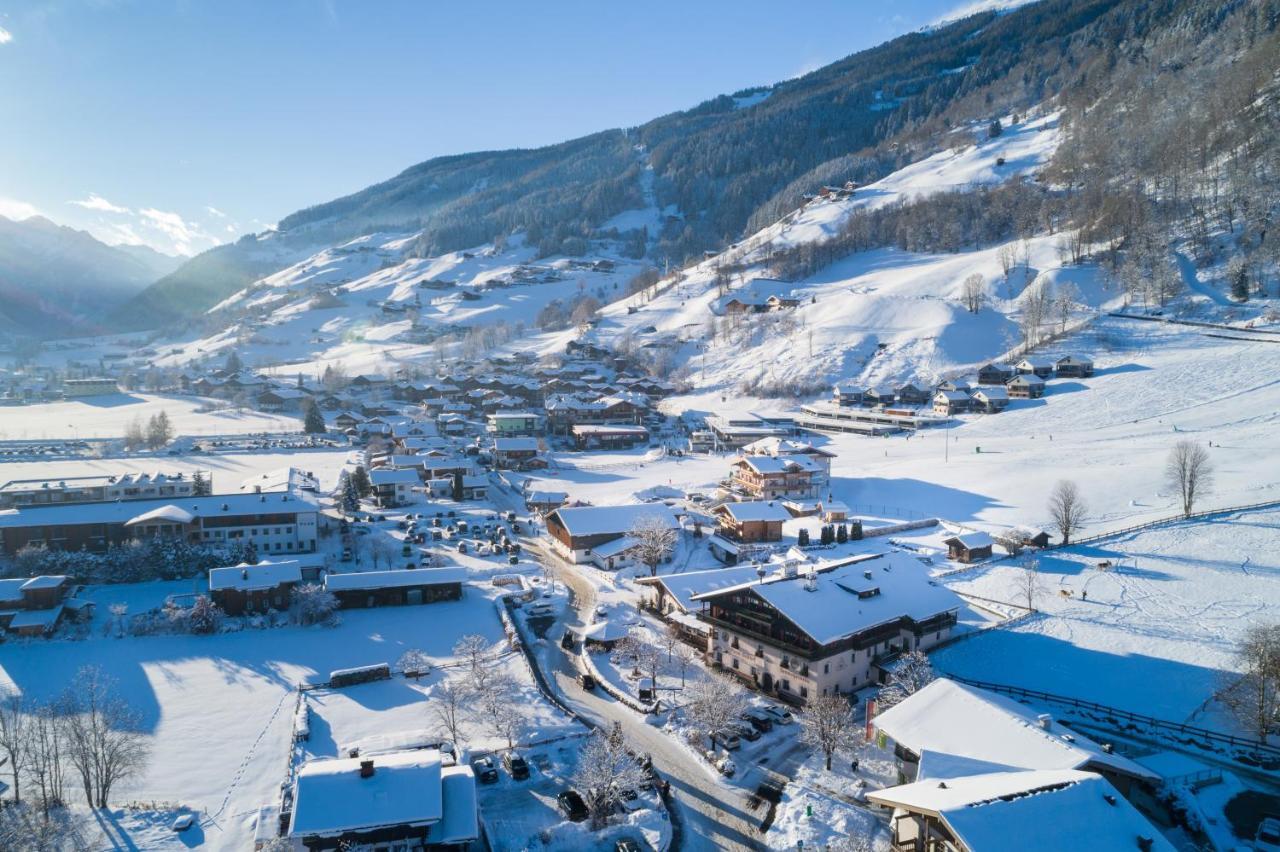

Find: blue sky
0;0;988;255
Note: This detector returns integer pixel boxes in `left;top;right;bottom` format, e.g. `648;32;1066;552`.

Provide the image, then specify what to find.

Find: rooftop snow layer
289;750;444;838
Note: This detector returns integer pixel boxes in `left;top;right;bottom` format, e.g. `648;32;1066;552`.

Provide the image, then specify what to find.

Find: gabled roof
867;769;1173;852
716;501;791;523
871;679;1158;783
209;559;310;592
548;504;679;538
735;455;821;475
290;750;445;838
323;567;465;592
637;564;764;613
369;468;421;486
944;531;994;549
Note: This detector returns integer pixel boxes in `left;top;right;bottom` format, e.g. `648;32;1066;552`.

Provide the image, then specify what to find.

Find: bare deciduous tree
875;650;935;710
477;675;523;750
619;630;662;693
0;693;30;803
430;681;471;749
454;634;492;690
572;724;648;829
26;703;67;815
397;648;431;678
961;273;985;314
685;674;748;751
1221;622;1280;743
672;642;698;688
1047;480;1087;545
60;666;150;808
628;514;679;577
799;692;859;771
1012;553;1045;612
1166;440;1213;517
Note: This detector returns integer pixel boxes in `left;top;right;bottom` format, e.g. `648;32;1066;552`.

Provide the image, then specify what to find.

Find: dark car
472;756;499;784
557;789;589;822
740;710;773;733
502;752;529;780
579;673;596;690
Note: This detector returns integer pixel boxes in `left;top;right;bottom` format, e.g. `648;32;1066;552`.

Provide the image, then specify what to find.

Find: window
823;663;829;675
732;658;739;670
800;686;808;699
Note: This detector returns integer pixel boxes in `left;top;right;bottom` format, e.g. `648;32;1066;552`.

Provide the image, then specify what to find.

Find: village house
571;424;649;450
943;531;994;563
369;469;421;507
894;382;931;406
324;567;465;608
932;389;970;416
288;749;478;850
240;467;319;494
492;437;541;469
741;436;836;479
1055;354;1095;377
0;491;322;557
635;563;763;643
975;363;1014;386
695;552;962;705
0;471;200;508
832;384;865;407
486;410;543;435
969;386;1009;413
0;575;73;637
256;386;312;413
729;454;821;500
709;501;791;564
1015;357;1055;378
544;504;680;565
208;557;323;615
705;413;792;448
1006;373;1046;399
863;387;896;407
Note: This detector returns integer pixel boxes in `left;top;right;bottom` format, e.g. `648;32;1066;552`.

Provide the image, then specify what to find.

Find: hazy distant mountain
0;215;182;339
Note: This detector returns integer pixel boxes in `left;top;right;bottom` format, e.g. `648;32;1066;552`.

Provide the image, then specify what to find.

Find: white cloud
0;197;40;220
138;207;205;255
0;26;12;45
205;205;227;218
69;193;131;215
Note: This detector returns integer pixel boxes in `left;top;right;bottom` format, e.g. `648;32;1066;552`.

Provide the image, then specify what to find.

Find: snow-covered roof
872;679;1158;782
717;501;791;523
209;559;313;592
324;567;465;592
20;575;68;590
0;579;25;603
735;455;821;475
426;765;479;844
944;531;994;549
639;564;764;613
526;490;569;505
124;504;195;526
571;424;648;435
590;535;640;559
741;436;836;458
8;606;62;630
574;619;633;642
548;504;679;538
239;467;319;493
494;437;539;451
867;769;1173;852
0;491;320;530
693;551;961;646
369;468;421;486
972;386;1009;400
290;750;446;838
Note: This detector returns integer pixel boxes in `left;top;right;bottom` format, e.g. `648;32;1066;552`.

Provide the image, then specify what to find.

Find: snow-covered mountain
0;215;182;340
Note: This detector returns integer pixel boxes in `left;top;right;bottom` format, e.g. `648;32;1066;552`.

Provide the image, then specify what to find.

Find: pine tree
1231;259;1251;302
146;410;172;449
224;349;243;374
191;470;212;496
351;465;372;498
302;400;326;434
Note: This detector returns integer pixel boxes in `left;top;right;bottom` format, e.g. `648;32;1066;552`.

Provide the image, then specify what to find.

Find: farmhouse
943;532;994;563
1006;373;1046;399
544;504;680;565
0;491;321;557
0;575;71;637
832;384;865;407
741;436;836;476
932;390;970;416
870;678;1159;795
288;750;478;850
969;386;1009;413
867;769;1173;852
695;553;962;705
730;455;821;500
710;501;791;564
324;567;465;608
524;490;569;515
208;558;323;615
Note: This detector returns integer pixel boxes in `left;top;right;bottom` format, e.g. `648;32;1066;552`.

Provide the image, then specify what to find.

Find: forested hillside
117;0;1278;332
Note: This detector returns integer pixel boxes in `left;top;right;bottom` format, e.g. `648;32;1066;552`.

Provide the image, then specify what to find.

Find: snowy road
530;544;767;852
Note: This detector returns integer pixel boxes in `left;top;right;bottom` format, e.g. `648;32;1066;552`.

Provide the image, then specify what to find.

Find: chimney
1037;713;1052;730
864;570;873;580
359;759;375;778
241;568;248;580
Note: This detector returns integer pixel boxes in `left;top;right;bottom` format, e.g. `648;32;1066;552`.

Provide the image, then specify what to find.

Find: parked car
557;789;589;822
502;752;529;780
615;840;642;852
728;721;760;742
763;705;794;725
457;541;468;554
579;673;596;690
740;709;773;732
712;730;741;751
472;756;499;784
617;788;644;813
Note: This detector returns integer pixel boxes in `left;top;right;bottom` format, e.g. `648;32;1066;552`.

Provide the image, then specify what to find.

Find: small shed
943;532;995;563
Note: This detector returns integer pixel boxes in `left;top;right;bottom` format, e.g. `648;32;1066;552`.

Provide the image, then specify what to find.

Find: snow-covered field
0;393;301;440
935;505;1280;723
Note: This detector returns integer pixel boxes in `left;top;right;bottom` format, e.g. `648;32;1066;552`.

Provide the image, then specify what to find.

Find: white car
763;705;794;725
